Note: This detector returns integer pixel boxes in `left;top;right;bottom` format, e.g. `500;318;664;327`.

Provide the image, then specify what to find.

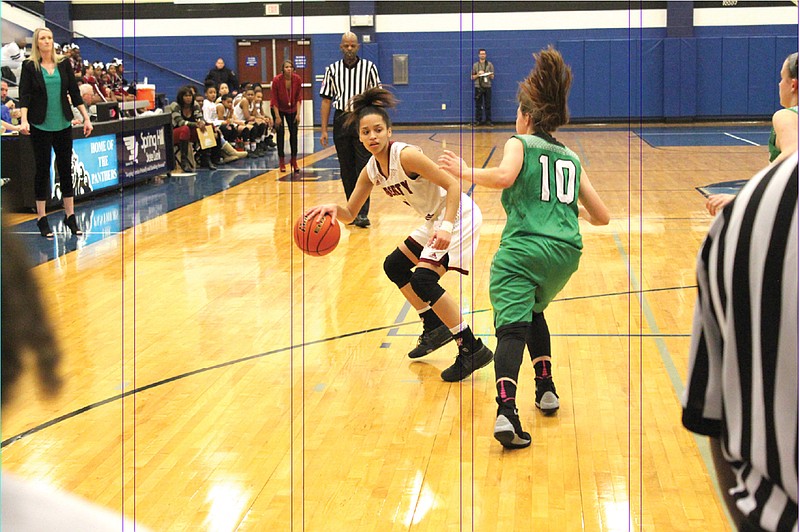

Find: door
237;38;312;99
237;38;314;125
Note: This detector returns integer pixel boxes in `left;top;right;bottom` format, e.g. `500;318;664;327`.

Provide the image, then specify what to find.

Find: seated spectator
215;82;229;104
71;84;97;125
205;58;238;95
201;82;244;163
168;85;220;171
1;80;12;106
1;94;20;133
1;40;24;84
217;93;247;149
106;63;134;101
83;63;109;103
1;81;19;120
234;84;264;158
251;84;276;153
66;43;83;77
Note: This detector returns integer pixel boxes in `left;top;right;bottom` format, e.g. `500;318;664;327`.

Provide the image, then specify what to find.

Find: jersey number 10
538;154;576;204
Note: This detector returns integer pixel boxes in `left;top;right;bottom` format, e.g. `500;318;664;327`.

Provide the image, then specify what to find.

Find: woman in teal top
440;46;610;449
19;27;93;238
707;52;797;216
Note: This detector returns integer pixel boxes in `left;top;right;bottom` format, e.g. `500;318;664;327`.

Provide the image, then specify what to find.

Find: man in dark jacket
205;58;238;96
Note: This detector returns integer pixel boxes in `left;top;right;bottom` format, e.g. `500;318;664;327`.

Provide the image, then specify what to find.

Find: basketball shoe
494;407;531;449
535;377;559;414
440;339;493;382
408;324;453;359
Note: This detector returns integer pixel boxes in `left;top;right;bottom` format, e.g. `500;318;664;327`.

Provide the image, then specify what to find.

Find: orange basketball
293;213;341;256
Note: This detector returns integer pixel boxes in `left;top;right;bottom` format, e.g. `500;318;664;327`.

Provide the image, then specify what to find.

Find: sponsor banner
50;134;118;201
118;125;169;184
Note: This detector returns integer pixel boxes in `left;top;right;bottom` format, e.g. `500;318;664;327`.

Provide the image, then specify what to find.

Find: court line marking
612;232;735;530
723;132;761;146
0;284;698;449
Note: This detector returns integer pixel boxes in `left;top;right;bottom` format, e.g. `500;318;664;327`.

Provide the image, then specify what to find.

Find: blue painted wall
76;24;797;124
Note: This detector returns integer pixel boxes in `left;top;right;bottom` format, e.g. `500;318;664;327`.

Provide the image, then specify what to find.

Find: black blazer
19;59;81;125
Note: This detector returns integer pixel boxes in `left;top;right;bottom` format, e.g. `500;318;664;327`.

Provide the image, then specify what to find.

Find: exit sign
264;3;280;15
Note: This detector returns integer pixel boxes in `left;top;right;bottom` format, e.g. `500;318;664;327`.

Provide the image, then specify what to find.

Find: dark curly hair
2;226;62;403
344;87;398;130
518;46;573;133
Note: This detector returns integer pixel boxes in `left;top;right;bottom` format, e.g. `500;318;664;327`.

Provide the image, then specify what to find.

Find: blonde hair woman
19;27;92;237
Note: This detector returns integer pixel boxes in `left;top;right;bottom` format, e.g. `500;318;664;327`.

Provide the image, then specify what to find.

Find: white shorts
408;195;482;275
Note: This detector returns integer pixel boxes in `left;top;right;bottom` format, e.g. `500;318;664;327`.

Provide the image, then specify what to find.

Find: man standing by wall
471;48;494;126
319;32;381;228
205;58;238;97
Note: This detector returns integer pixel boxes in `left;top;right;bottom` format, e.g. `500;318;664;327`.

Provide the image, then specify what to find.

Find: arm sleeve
64;62;81;109
369;64;381;89
319;66;335;99
681;221;725;437
270;76;280;108
18;61;32;109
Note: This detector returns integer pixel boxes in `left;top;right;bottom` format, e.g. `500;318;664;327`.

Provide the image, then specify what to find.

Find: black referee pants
333;110;370;217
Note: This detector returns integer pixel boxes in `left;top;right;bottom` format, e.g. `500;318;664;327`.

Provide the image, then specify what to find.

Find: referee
319;32;381;228
683;152;798;531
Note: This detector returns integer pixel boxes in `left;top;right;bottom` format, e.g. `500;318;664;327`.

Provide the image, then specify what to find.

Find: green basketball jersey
500;132;583;250
769;106;798;162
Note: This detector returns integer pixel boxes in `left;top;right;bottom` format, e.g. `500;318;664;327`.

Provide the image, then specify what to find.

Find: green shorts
489;238;582;329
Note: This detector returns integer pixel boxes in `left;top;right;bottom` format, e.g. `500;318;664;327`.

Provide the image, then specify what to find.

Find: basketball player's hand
305;204;338;224
428;229;452;250
438;150;467;177
83;120;93;137
706;193;734;216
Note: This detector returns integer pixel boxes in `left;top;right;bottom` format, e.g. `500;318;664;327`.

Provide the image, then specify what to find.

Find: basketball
293;213;341;256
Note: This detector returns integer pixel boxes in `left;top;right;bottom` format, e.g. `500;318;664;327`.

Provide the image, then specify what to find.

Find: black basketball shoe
535;377;560;415
494;407;531;449
408;324;453;359
440;339;493;382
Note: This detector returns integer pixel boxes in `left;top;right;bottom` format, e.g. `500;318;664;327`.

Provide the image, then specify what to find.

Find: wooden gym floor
2;123;772;530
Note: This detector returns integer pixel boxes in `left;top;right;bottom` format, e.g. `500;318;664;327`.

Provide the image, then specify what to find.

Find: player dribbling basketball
305;87;490;382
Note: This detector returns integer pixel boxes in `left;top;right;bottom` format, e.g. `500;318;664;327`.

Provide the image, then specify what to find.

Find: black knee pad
496;322;528;343
383;248;416;288
410;268;445;305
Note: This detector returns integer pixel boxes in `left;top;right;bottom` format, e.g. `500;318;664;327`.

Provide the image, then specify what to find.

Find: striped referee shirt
319;56;381;112
683;152;798;532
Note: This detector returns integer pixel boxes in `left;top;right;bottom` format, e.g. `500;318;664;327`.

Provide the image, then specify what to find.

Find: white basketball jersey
365;142;446;221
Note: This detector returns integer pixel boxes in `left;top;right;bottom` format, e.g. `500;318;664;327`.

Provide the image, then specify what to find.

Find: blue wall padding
75;24;797;123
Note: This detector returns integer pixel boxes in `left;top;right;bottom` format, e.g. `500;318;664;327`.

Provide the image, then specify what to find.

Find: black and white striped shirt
319;57;381;112
683;152;798;532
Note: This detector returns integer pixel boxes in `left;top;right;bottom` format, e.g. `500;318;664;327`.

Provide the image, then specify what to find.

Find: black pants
474;87;492;123
276;110;298;159
333;110;370;217
30;125;74;201
219;123;239;144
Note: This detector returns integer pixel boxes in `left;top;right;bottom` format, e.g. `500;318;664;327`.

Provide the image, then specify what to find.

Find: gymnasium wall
65;3;799;124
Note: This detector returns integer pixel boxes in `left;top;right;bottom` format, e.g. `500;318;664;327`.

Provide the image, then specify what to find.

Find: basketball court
2;122;772;529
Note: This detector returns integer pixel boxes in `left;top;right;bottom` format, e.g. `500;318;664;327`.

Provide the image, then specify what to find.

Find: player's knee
410;267;445;305
496;322;528;343
383;248;415;288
